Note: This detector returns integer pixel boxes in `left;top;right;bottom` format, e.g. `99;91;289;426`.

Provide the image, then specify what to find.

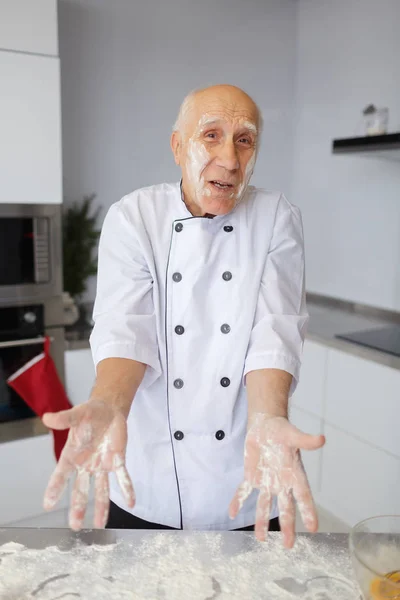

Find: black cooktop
336;325;400;357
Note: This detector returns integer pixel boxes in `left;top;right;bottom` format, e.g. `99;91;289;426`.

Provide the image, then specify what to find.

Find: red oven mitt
7;336;72;460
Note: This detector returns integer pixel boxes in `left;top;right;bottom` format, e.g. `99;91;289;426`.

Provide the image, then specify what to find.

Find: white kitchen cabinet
0;0;58;56
64;348;96;516
0;433;68;525
325;349;400;458
0;349;95;527
4;347;98;529
9;495;96;529
65;349;96;406
319;424;400;527
292;340;400;527
8;507;67;528
0;349;95;526
289;406;323;498
64;349;106;521
291;340;328;418
0;51;62;205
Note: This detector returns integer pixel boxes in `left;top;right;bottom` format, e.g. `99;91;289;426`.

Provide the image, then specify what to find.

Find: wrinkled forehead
184;97;259;137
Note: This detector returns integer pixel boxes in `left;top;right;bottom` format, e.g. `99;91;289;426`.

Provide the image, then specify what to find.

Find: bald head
174;85;262;137
170;84;260;217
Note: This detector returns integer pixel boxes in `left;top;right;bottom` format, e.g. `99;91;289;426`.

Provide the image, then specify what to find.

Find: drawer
319;424;400;526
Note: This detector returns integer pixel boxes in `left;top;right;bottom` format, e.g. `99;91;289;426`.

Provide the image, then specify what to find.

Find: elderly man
43;84;325;548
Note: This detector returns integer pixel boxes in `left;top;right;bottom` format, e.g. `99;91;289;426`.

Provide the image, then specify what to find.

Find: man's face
171;87;260;216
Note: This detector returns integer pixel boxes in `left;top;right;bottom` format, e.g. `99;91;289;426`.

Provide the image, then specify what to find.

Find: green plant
62;193;101;300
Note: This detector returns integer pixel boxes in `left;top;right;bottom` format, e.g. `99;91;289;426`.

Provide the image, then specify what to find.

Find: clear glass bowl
349;516;400;599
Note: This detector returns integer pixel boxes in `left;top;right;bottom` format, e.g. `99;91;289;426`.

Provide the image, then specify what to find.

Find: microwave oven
0;204;62;304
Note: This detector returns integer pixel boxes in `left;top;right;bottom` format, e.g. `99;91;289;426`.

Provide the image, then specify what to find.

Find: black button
173;378;184;389
172;272;182;282
224;225;233;233
221;323;231;334
220;377;231;387
174;431;184;441
175;325;185;335
215;430;225;440
222;271;232;281
175;223;183;232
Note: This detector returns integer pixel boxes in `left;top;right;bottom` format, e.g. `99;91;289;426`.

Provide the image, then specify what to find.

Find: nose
215;140;239;172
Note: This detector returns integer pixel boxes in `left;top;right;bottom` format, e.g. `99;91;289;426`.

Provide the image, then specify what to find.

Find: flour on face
185;114;257;209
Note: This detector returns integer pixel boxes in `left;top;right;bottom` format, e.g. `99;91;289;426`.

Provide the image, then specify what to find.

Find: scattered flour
0;533;361;599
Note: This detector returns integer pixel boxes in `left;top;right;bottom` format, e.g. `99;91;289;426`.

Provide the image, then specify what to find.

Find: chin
198;188;239;215
200;196;236;216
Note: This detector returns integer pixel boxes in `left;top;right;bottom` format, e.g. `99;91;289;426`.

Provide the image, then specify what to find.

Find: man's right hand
42;400;135;531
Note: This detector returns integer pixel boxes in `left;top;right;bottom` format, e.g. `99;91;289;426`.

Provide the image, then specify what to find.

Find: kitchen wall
58;0;298;301
292;0;400;312
60;0;400;311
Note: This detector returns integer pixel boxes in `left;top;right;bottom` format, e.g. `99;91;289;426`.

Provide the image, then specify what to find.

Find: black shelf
332;132;400;160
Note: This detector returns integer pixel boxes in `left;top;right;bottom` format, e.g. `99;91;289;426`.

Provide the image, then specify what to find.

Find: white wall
58;0;297;301
292;0;400;311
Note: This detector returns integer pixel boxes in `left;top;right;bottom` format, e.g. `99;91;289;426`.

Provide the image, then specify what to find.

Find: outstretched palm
229;414;325;547
43;401;134;530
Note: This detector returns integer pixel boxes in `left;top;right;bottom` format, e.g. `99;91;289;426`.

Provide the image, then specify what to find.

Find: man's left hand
229;414;325;548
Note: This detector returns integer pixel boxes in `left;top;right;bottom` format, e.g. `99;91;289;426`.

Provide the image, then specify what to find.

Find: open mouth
209;180;235;190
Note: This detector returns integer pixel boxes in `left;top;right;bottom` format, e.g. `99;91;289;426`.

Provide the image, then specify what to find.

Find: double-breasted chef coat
90;181;309;530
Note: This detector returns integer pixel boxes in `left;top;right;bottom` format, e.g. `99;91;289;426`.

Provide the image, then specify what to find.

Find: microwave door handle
0;336;54;349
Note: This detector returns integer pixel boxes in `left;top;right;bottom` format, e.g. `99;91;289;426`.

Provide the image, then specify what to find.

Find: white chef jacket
90;182;308;530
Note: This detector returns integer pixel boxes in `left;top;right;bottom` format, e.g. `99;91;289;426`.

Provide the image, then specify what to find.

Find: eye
238;137;251;145
205;132;217;139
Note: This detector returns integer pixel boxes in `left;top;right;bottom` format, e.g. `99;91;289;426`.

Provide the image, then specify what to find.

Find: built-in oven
0;204;62;302
0;296;65;443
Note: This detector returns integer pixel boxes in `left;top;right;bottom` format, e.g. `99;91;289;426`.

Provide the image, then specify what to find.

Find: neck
181;181;213;217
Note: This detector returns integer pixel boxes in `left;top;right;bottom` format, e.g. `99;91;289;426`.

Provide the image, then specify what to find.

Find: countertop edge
306;332;400;369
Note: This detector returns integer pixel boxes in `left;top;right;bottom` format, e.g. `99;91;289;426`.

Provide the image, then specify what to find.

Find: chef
43;84;325;549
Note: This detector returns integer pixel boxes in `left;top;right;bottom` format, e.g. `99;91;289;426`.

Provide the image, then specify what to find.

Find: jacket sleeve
243;194;309;396
89;200;161;390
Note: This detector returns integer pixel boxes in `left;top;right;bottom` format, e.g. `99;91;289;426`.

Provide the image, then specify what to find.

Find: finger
43;405;86;430
93;471;110;529
229;480;253;520
289;426;326;451
113;454;135;508
69;469;91;531
278;490;296;549
255;489;272;542
43;455;74;511
293;464;318;532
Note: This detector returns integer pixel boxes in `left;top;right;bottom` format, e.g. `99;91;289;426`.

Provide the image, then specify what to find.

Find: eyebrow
198;117;258;134
241;121;258;134
198;117;220;129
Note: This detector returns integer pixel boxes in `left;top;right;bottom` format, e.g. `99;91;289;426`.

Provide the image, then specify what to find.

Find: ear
170;131;182;166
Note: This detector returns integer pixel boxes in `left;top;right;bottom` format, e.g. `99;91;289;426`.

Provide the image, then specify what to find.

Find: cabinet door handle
0;336;53;349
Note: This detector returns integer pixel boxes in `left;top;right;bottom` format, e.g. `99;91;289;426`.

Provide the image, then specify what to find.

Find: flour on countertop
0;533;360;599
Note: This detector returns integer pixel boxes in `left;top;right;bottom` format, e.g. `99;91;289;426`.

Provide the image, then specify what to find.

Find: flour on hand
229;414;324;547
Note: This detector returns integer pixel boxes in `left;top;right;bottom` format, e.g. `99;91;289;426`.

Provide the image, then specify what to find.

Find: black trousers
106;501;280;532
